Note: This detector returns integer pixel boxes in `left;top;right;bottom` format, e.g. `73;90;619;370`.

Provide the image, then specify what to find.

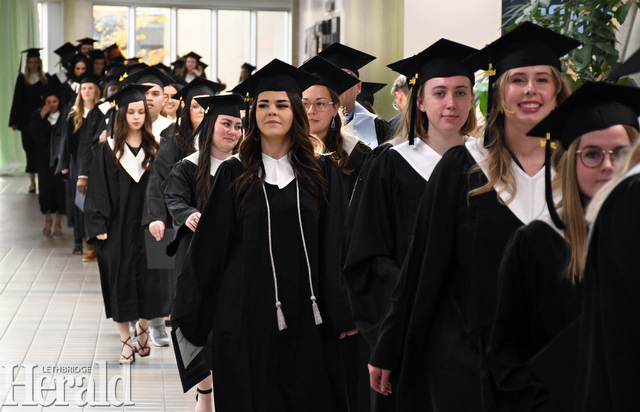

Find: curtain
0;0;39;175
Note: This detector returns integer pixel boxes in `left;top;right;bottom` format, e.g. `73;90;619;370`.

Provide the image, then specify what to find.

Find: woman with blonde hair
9;48;49;192
367;22;579;410
56;74;101;257
489;81;640;411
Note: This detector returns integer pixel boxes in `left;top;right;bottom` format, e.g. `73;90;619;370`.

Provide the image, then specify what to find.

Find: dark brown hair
320;88;353;175
111;102;159;170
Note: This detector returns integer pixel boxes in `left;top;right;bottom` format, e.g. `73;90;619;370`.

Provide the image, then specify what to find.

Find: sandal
119;336;135;364
53;224;62;236
42;218;52;235
196;387;212;402
135;321;151;357
72;244;83;255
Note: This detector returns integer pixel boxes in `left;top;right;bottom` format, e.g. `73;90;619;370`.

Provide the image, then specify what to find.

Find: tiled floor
0;176;200;411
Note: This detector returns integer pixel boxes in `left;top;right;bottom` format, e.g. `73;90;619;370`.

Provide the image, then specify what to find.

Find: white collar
261;153;295;189
47;111;60;125
391;137;442;181
152;115;173;142
341;132;361;156
466;138;556;225
185;151;228;177
108;137;146;183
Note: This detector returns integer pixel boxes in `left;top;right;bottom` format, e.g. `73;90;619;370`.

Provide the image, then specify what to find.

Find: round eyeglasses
576;145;630;168
303;101;334;112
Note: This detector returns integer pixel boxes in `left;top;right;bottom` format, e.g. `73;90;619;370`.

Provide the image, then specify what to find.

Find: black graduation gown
172;155;353;412
145;136;193;226
489;220;581;412
27;110;66;214
370;143;542;412
340;140;372;197
576;169;640;412
374;117;393;146
9;73;48;173
76;104;108;178
84;141;171;322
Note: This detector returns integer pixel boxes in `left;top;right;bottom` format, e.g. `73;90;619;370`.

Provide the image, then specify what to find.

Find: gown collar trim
392;137;442;181
108;137;146;183
185;151;227;177
261;153;295;189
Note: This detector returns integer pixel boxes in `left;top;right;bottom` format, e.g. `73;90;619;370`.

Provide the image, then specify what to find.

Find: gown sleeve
374;117;393;145
488;225;564;412
9;74;26;130
54;115;72;175
145;139;176;225
369;146;467;371
317;155;354;335
343;150;402;347
171;158;242;347
165;160;199;228
84;142;112;242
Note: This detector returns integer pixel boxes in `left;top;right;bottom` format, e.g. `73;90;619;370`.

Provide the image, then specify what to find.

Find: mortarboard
198;61;209;70
173;77;226;104
318;43;375;77
123;66;174;88
76;38;97;46
232;58;319;101
108;84;152;108
54;43;76;58
388;38;479;144
241;62;256;72
79;73;102;86
606;46;640;81
195;93;244;119
299;55;360;95
358;81;387;105
183;51;202;61
154;63;171;73
21;48;43;58
89;50;106;61
527;81;640;230
171;57;186;68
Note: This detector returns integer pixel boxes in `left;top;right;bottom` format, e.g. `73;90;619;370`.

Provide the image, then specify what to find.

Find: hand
98;130;107;142
96;233;108;240
149;220;165;241
61;169;69;175
369;364;392;396
11;125;16;131
76;177;88;195
40;106;50;118
186;212;201;232
338;329;358;339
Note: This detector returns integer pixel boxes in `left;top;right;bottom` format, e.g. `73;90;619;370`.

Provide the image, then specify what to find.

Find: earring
330;117;336;130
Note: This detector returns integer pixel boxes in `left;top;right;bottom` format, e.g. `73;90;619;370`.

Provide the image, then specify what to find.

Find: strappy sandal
119;336;135;364
135;321;151;357
53;224;62;236
43;218;52;235
196;387;212;402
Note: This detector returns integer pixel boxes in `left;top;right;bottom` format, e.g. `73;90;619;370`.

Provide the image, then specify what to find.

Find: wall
294;0;404;120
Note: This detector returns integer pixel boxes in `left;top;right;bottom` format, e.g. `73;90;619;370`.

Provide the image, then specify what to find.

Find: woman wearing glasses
489;82;639;411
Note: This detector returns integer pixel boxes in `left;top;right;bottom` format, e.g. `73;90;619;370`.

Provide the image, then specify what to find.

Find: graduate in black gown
84;84;161;364
165;93;244;412
299;55;371;198
27;87;66;236
9;48;49;192
367;23;580;411
342;39;478;412
171;59;353;412
574;60;640;411
489;81;640;411
56;74;102;257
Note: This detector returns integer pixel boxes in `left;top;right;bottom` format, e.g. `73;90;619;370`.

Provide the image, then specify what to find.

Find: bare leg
54;213;62;236
195;373;213;412
116;321;135;364
43;211;52;235
29;173;36;192
135;318;151;357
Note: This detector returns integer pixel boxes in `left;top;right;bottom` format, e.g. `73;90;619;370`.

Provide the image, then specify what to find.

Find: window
93;5;291;88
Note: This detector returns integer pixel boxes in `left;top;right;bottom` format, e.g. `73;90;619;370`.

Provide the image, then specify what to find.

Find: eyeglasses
303;101;334;112
576;145;630;168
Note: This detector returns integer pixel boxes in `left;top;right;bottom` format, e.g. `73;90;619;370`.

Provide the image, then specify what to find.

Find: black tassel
545;136;565;230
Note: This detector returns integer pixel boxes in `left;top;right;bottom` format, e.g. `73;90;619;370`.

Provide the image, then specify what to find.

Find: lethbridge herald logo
2;361;133;407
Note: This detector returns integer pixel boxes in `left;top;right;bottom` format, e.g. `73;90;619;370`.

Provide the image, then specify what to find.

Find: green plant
503;0;640;86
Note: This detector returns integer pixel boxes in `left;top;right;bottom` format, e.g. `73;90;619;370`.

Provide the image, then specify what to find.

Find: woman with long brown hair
84;84;161;364
489;82;640;411
367;23;579;411
171;59;353;411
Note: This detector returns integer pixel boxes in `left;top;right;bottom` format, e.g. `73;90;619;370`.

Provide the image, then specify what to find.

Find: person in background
183;52;206;82
357;81;386;115
239;62;256;82
388;75;408;132
76;38;96;58
319;42;393;149
90;49;107;78
27;87;67;236
9;48;49;193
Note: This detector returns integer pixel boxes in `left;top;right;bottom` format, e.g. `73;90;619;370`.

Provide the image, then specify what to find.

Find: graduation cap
104;43;119;53
154;63;171;73
22;48;42;58
171;57;186;69
464;21;581;132
527;81;640;229
76;37;97;46
318;42;375;77
195;93;244;119
198;61;209;70
126;57;142;65
104;61;125;76
107;83;152;108
42;85;62;100
70;53;90;67
54;43;77;58
183;51;202;61
388;38;479;144
123;66;174;88
241;62;256;72
358;82;386;105
232;58;319;101
606;46;640;81
173;77;226;104
170;74;188;86
78;73;102;86
89;49;106;61
299;55;360;95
